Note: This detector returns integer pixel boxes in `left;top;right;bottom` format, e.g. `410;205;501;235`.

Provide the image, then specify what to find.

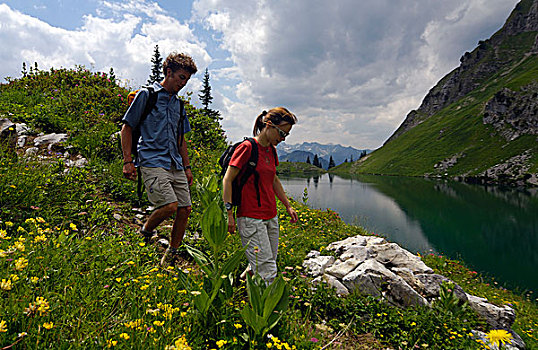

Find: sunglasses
265;122;290;138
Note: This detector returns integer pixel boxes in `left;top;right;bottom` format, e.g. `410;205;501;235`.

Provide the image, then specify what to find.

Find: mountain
277;141;369;169
353;0;538;186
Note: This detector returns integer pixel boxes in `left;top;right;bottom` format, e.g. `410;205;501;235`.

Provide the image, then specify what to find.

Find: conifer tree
21;62;27;77
34;62;38;72
313;154;320;168
109;67;116;82
199;68;213;109
328;156;335;169
306;156;311;164
147;45;163;84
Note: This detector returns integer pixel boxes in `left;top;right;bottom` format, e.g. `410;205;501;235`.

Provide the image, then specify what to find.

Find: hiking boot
160;247;183;268
140;229;157;245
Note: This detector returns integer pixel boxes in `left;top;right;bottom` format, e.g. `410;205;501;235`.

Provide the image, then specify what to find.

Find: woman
222;107;299;283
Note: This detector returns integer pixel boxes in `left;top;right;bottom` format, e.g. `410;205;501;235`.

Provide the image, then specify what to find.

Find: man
121;52;197;267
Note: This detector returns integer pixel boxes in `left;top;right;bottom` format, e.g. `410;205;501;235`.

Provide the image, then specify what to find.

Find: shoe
140;229;155;245
160;247;182;268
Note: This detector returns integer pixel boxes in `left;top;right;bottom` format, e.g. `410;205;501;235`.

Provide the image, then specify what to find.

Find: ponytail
252;107;297;136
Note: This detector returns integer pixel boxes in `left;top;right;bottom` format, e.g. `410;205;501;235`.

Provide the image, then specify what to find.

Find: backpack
124;86;186;202
218;138;277;207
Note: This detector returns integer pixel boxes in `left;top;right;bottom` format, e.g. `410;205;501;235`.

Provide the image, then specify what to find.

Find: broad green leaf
184;243;214;276
246;273;263;316
241;306;266;335
262;275;287;319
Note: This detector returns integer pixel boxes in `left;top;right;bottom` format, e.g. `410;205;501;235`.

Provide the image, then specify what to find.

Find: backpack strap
136;86;158;204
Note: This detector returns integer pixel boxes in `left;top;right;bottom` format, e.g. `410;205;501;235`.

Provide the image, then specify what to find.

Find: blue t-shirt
122;82;191;170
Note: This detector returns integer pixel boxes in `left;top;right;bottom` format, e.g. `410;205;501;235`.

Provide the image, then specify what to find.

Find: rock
340;245;369;261
368;243;433;274
472;329;525;350
415;273;468;302
322;274;349;296
325;235;386;254
33;133;68;149
302;254;335;278
113;214;122;221
466;294;516;330
15;123;31;135
73;158;88;168
25;147;39;157
0;118;15;137
325;257;366;279
306;250;320;259
17;136;27;148
342;259;428;308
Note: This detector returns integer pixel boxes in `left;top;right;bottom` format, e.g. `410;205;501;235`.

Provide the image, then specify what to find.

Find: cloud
193;0;519;148
0;1;210;90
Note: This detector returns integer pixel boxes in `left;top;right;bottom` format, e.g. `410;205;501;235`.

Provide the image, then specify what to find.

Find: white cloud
193;0;519;148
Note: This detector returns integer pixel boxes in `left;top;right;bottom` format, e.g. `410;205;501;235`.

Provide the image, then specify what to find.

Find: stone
25;147;39;157
415;273;468;302
302;255;335;278
471;330;525;350
342;259;428;308
33;133;68;148
466;294;516;330
368;243;433;274
340;245;369;261
15;123;31;136
322;274;349;296
113;214;122;221
0;118;15;137
325;257;365;279
73;158;88;168
17;136;27;148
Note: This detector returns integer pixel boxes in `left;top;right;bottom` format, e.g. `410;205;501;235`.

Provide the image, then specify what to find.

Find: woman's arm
273;175;298;223
223;166;241;233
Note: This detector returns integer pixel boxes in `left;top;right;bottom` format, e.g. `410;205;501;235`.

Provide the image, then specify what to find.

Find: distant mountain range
276;142;370;169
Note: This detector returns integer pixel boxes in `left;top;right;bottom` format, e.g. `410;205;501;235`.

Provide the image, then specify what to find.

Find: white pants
237;216;279;283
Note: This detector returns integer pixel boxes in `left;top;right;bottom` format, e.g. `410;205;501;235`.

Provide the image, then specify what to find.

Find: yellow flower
36;217;46;224
153;320;165;327
216;339;228;348
486;329;513;348
140;284;149;290
126;261;135;265
119;333;130;340
5;221;14;227
14;241;25;252
31;277;39;284
43;322;54;330
115;277;122;282
0;229;7;239
69;223;78;231
15;257;28;271
233;323;242;329
106;339;118;347
0;320;7;333
0;279;12;291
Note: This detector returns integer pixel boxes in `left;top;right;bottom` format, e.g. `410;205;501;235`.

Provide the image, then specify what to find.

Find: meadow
0;67;536;349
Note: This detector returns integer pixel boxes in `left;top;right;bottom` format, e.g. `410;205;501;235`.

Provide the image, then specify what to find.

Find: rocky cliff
385;0;538;145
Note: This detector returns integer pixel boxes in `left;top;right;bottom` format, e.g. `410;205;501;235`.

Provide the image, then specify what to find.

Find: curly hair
162;52;198;76
253;107;297;136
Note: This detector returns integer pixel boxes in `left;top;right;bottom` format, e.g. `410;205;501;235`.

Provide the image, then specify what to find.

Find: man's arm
178;135;193;185
121;124;136;181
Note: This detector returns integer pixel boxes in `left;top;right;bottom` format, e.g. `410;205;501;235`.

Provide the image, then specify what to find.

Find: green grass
277;161;326;176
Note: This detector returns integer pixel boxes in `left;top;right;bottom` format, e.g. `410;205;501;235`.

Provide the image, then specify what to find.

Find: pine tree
306;156;311;164
147;45;163;84
313;154;320;168
328;156;335;169
21;62;27;77
109;67;116;82
34;62;38;72
344;158;348;163
199;68;213;109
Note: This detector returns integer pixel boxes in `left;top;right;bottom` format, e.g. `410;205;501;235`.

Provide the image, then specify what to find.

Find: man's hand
287;206;298;223
185;168;193;186
123;162;137;181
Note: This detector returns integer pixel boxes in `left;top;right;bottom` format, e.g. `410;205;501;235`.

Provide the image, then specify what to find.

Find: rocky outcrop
478;149;535;186
303;234;526;349
483;84;538;141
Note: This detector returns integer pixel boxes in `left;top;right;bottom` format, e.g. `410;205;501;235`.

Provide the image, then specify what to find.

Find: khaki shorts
140;166;191;209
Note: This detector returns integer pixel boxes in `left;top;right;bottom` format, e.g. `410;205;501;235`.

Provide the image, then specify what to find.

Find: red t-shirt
229;139;279;220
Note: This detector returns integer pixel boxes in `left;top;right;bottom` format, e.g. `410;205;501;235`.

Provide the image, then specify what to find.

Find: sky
0;0;520;149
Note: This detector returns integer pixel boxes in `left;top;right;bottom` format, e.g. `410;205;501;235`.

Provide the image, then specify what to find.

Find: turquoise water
279;173;538;293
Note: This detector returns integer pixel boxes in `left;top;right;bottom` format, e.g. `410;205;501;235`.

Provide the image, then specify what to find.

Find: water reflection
280;173;538;293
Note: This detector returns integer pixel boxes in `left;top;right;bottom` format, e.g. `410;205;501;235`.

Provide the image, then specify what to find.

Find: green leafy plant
241;273;290;338
433;281;470;319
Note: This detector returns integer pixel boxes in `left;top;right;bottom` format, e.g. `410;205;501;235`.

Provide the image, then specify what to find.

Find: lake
279;173;538;293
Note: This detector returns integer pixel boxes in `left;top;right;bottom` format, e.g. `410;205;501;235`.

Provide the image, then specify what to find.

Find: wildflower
43;322;54;329
106;339;118;347
216;339;228;348
115;278;122;282
5;221;13;227
191;291;201;296
0;279;12;290
234;323;242;329
15;257;28;270
31;277;39;283
0;229;8;239
126;261;135;265
14;241;25;252
69;223;78;231
486;329;513;348
0;320;7;332
153;320;165;327
310;337;318;342
119;333;130;340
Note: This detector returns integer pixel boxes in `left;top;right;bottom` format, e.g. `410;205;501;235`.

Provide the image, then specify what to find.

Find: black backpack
125;86;185;202
218;138;276;207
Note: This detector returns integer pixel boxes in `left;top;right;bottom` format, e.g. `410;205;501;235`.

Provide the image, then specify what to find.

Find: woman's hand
287;206;298;223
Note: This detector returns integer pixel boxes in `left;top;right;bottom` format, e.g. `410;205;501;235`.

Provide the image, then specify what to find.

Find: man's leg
170;205;191;249
143;201;178;233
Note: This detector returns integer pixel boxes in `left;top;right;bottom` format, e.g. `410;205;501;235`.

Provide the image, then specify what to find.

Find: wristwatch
225;202;233;211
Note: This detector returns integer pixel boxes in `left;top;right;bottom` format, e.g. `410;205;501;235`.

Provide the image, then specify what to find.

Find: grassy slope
355;33;538;177
277;161;326;176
